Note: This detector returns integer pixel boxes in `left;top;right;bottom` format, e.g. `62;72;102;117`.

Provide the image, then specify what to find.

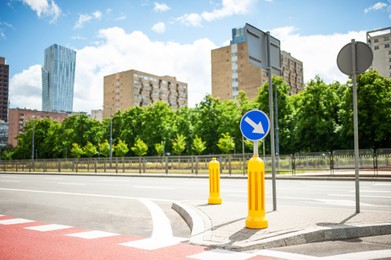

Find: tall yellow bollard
208;158;222;204
246;155;268;229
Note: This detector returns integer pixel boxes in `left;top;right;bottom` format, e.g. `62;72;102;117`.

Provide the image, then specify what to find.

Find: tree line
7;70;391;159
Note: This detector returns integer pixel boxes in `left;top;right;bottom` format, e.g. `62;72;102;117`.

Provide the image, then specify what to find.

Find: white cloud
202;0;254;21
176;13;203;27
271;26;366;84
71;27;216;111
364;2;387;13
74;11;102;29
154;2;170;12
152;22;166;33
178;0;255;26
9;65;42;110
22;0;61;23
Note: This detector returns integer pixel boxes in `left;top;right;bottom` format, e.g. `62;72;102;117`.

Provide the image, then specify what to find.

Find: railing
1;148;390;175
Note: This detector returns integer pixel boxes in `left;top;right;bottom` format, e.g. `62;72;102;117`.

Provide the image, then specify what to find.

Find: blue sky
0;0;390;112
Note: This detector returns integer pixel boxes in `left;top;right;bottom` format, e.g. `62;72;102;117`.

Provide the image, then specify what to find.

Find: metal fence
1;148;390;175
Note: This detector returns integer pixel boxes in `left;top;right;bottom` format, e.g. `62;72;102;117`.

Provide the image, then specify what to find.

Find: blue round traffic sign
240;109;270;141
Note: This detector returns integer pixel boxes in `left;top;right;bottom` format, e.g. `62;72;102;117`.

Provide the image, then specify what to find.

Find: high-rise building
42;44;76;112
367;27;391;78
211;25;304;101
103;69;188;118
0;57;9;122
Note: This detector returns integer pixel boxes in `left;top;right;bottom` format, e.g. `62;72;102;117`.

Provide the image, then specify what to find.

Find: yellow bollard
246;155;268;229
208;158;222;204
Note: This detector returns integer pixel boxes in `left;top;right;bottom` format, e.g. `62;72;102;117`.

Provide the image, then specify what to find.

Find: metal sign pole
351;39;360;213
267;32;277;211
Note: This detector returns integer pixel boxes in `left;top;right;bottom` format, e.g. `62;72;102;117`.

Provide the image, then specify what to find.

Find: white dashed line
26;224;72;232
67;230;119;239
0;218;34;225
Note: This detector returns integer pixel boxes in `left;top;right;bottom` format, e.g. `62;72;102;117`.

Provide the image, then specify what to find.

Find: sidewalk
173;200;391;252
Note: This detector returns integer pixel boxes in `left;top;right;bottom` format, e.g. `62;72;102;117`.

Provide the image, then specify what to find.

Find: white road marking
320;249;391;260
120;198;186;250
255;249;316;260
0;218;34;225
43;177;64;180
329;193;391;199
374;183;391;186
315;199;382;207
57;182;85;186
26;224;72;232
0;187;169;202
133;186;174;190
67;230;118;239
188;249;254;260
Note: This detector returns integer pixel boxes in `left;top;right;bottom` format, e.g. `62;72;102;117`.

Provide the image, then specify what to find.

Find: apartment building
8;108;68;147
103;69;188;118
367;27;391;78
281;51;304;95
211;25;304;101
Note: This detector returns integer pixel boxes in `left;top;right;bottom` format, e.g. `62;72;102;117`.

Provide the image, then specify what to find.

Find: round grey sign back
337;41;373;75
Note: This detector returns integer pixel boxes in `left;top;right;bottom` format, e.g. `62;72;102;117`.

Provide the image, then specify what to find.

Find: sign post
245;23;280;211
337;40;373;214
240;109;271;229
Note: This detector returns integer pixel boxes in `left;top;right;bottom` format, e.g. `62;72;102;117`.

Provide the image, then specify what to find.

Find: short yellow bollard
208;158;222;204
246;155;268;229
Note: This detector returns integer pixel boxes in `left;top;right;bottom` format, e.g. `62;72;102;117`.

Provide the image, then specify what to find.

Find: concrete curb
232;222;391;251
171;201;213;245
172;201;391;251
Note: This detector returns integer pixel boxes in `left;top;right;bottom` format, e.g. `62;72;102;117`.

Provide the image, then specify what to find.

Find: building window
385;44;390;48
374;46;379;50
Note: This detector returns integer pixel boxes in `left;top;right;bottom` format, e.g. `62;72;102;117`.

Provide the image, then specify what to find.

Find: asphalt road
0;174;390;232
0;173;390;259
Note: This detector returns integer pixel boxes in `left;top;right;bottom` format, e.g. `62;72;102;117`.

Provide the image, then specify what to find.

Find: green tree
131;138;148;156
290;76;341;152
99;140;111;157
194;95;222;154
255;76;294;154
83;141;98;157
70;143;84;158
174;106;195;154
155;141;165;156
172;134;186;155
114;139;129;157
217;133;235;154
59;114;104;157
338;70;391;149
139;101;175;155
192;135;206;155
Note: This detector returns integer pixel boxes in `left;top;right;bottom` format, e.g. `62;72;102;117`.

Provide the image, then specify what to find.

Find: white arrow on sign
244;116;265;134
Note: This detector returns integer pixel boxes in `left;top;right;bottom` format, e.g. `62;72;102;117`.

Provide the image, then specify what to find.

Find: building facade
367;27;391;78
0;57;9;122
103;69;188;118
211;25;304;101
281;51;304;95
8;108;68;147
42;44;76;113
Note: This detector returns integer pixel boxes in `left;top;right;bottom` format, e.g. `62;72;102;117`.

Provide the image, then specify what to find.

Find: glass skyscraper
42;44;76;112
